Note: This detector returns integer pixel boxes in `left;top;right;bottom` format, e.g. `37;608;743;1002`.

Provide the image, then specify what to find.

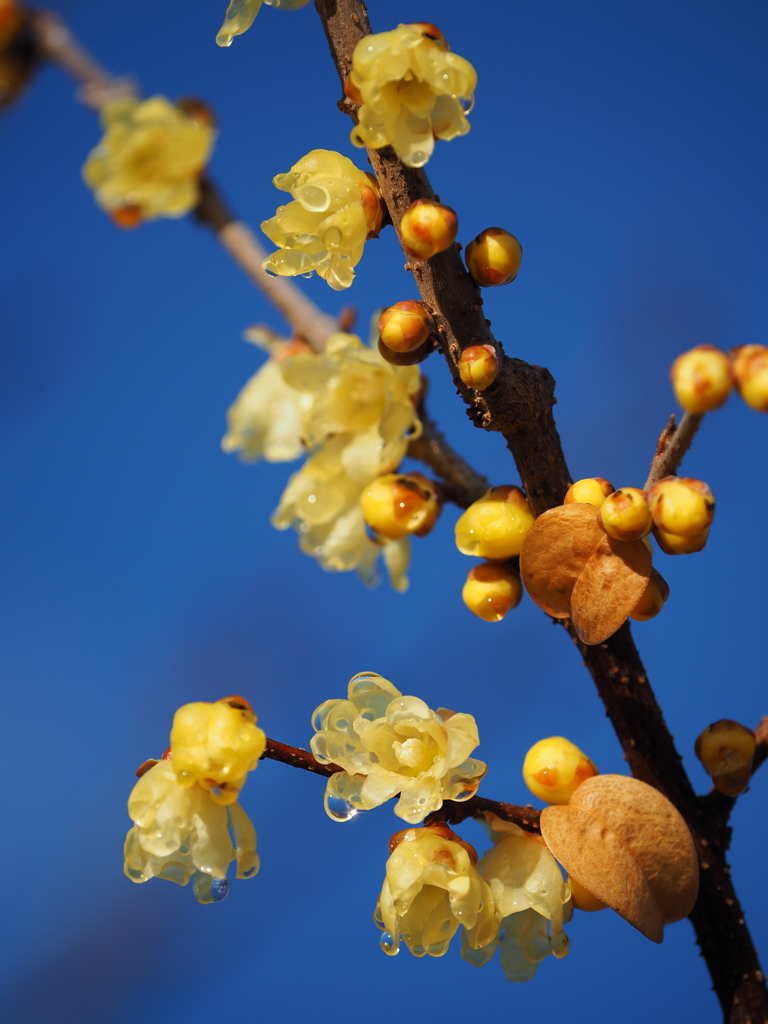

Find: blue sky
1;2;767;1022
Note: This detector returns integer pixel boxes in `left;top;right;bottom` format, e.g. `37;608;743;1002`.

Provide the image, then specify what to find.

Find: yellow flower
461;814;571;980
348;23;477;168
311;671;487;822
270;331;422;589
221;327;312;463
124;759;259;903
82;96;215;224
375;826;499;957
216;0;310;48
261;150;383;291
170;697;267;805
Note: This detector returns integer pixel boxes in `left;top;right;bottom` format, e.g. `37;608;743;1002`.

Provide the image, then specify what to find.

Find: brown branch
645;411;705;491
262;737;340;777
315;3;767;1018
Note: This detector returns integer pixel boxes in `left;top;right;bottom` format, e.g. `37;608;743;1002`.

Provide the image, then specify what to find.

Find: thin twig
645;411;705;491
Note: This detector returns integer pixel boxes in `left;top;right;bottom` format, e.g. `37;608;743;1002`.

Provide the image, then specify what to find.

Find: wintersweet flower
216;0;310;48
348;23;477;168
261;150;383;291
311;671;487;822
82;96;215;225
124;759;259;903
170;697;267;805
375;825;499;957
221;327;312;463
461;814;571;981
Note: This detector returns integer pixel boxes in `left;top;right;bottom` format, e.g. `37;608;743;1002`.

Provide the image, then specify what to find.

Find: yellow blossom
348;23;477;168
311;671;487;823
261;150;383;291
124;759;259;903
221;327;312;463
375;826;499;957
82;96;215;224
269;331;422;589
170;697;266;805
461;814;571;981
216;0;310;48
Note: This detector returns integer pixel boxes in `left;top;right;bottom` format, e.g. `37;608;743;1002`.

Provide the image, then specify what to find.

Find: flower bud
409;23;450;51
567;875;607;913
455;485;534;560
459;344;499;390
464;227;522;287
359;172;385;237
522;736;598;805
462;562;522;622
361;472;440;540
652;524;709;555
731;344;768;412
629;568;670;621
695;719;756;796
378;300;434;353
648;477;714;536
400;199;458;260
598;487;652;542
343;72;363;106
671;345;733;413
563;477;614;508
377;337;433;366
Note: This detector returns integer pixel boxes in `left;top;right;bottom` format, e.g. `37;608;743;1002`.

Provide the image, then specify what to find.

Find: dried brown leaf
540;775;699;943
519;503;651;644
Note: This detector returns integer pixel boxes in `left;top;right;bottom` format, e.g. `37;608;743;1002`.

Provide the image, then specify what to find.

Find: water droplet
323;225;343;250
210;878;229;902
411;151;425;164
326;795;358;821
379;931;397;954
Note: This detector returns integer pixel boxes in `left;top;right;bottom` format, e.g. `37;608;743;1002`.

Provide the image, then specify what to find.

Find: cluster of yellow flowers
261;150;383;291
223;330;423;590
82;96;216;225
124;698;265;903
216;0;310;48
311;672;486;823
347;23;477;168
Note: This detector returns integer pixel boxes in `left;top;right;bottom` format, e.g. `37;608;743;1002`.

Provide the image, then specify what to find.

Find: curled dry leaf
519;503;651;644
540;775;699;943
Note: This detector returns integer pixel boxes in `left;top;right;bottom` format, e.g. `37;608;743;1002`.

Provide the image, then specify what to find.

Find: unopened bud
361;472;440;540
564;478;614;508
462;562;522;622
378;300;434;353
653;524;709;555
629;568;670;621
522;736;598;805
455;485;534;560
598;487;652;542
648;477;714;537
359;173;384;237
731;344;768;412
400;199;458;260
410;23;450;51
459;344;499;390
377;337;433;366
465;227;522;287
695;719;756;796
567;875;607;913
671;345;733;413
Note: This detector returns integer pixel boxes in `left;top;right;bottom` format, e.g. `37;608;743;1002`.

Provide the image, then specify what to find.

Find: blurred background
1;1;767;1021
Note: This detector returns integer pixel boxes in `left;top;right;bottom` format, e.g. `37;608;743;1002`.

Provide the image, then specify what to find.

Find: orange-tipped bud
522;736;598;805
462;562;523;622
731;344;768;412
464;227;523;287
455;485;534;560
110;205;143;229
629;568;670;621
378;300;434;353
598;487;652;542
361;472;440;540
671;345;733;413
400;199;458;260
648;477;714;537
459;344;499;390
410;23;450;51
358;173;384;237
563;477;614;508
695;719;756;796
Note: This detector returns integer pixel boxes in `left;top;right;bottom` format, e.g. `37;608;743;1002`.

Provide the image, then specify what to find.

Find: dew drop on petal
210;878;229;902
326;795;358;821
379;932;397;954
